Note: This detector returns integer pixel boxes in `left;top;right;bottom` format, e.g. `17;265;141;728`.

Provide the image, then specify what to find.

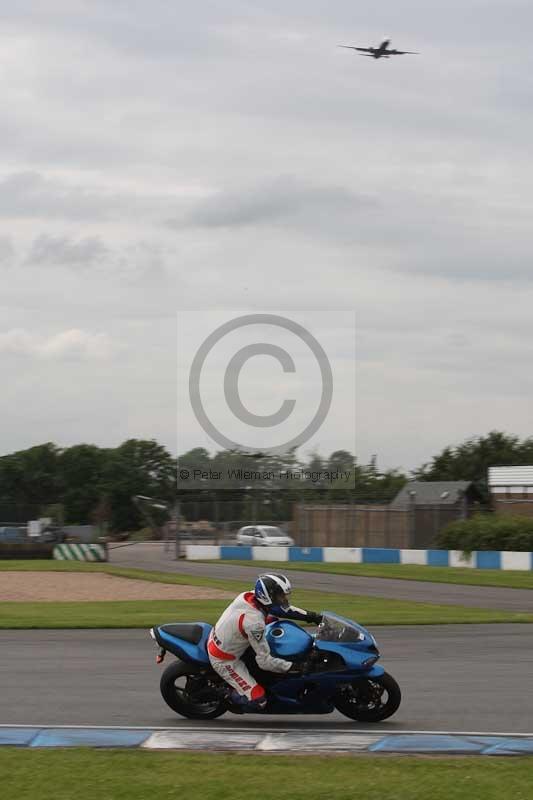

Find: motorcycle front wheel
334;671;401;722
160;660;226;719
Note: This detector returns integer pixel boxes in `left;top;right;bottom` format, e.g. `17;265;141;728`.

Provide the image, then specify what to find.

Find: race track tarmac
110;544;533;612
2;625;532;733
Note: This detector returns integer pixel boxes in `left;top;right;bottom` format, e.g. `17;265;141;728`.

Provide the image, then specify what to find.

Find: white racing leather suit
207;591;312;703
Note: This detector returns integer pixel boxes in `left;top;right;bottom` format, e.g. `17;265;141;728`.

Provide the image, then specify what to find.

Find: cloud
20;234;171;285
0;328;118;360
0;171;198;223
2;1;533;469
0;172;113;221
176;176;375;231
0;237;15;267
26;234;108;267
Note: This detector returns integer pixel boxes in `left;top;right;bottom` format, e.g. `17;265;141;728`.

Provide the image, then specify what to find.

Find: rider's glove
306;611;323;625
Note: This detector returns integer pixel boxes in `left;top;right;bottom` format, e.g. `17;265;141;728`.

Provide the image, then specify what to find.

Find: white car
236;525;294;547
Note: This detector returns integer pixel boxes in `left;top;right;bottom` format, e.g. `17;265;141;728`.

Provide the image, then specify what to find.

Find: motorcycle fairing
156;622;212;665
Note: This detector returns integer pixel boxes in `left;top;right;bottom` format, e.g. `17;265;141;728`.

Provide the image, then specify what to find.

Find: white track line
1;724;533;738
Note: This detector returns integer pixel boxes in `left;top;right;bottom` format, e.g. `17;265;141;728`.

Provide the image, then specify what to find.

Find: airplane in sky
338;38;419;59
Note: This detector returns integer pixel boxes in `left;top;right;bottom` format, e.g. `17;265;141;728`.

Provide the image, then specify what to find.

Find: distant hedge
436;514;533;552
0;543;54;559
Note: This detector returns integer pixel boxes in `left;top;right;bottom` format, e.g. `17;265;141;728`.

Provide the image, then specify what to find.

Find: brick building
488;466;533;517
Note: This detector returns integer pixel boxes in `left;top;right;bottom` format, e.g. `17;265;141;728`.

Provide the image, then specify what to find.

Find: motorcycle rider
207;573;322;712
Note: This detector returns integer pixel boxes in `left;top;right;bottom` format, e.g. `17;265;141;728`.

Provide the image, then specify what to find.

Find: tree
415;431;533;499
91;495;112;534
59;444;110;523
101;439;176;532
326;450;356;474
0;443;62;515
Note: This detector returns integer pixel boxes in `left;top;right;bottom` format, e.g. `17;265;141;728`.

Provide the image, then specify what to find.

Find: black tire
160;660;226;720
334;671;401;722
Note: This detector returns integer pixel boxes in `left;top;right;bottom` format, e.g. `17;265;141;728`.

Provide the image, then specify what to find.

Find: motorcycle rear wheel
334;671;401;722
160;660;226;719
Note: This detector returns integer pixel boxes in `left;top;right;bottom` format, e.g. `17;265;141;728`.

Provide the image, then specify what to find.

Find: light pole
132;495;170;542
408;489;417;547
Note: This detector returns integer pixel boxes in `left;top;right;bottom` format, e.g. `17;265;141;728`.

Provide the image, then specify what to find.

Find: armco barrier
53;543;107;562
185;545;533;570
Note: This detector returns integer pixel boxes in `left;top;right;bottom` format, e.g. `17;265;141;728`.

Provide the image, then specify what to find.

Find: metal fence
163;519;291;547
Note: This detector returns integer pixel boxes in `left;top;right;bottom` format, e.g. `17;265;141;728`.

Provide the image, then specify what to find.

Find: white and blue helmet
254;573;292;609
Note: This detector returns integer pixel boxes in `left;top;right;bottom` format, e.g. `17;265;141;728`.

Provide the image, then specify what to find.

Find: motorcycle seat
159;623;205;644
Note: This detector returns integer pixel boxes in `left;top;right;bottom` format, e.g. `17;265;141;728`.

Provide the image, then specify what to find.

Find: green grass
0;599;226;629
7;557;533;591
2;750;533;800
205;559;533;590
2;560;533;628
2;595;533;629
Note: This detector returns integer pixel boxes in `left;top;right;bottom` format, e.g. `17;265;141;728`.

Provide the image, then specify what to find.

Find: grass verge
1;596;533;629
2;560;533;628
6;557;533;591
205;559;533;591
2;750;533;800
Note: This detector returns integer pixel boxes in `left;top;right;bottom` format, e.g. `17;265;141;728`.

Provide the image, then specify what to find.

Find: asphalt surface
2;625;533;733
110;543;533;612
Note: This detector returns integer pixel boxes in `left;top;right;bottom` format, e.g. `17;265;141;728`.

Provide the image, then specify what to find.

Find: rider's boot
227;689;267;714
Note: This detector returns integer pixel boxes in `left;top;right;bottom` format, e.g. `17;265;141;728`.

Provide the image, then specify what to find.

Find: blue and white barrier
2;725;533;755
185;545;533;570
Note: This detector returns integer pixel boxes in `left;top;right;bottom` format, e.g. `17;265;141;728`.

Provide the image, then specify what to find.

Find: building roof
391;481;473;508
488;466;533;487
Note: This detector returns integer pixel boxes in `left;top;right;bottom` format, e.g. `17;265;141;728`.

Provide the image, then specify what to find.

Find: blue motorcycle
150;612;401;722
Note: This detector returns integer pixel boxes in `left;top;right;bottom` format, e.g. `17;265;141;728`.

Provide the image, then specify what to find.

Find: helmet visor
273;588;291;610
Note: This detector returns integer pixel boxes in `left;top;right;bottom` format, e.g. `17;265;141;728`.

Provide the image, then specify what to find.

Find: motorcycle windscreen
266;620;313;659
315;612;366;643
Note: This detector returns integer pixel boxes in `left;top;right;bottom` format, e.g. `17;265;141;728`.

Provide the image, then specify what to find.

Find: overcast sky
1;1;533;471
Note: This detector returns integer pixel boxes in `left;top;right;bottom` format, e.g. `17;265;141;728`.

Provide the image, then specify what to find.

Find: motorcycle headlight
362;655;378;668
